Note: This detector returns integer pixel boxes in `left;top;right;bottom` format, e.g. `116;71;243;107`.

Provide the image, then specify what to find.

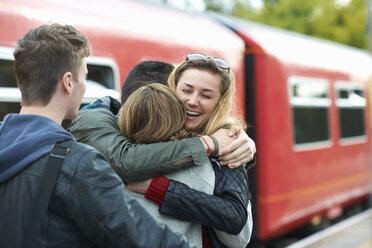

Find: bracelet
197;134;211;157
208;135;219;157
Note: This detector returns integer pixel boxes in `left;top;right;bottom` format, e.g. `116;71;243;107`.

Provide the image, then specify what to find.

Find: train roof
209;13;372;77
0;0;244;67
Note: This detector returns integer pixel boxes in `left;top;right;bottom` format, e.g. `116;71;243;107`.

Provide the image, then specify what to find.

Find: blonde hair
118;83;190;144
168;58;244;135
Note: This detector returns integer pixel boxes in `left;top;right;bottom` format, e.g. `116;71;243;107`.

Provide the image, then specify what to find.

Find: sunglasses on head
186;53;230;73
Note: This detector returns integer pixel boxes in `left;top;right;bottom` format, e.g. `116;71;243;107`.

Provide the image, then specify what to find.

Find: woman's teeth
186;110;200;116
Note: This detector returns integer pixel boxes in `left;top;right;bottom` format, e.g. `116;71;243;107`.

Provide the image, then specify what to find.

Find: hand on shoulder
212;126;256;168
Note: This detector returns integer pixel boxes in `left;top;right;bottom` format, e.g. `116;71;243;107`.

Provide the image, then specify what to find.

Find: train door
242;47;260;241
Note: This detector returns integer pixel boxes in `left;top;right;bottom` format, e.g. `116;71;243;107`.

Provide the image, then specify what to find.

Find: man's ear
61;72;73;94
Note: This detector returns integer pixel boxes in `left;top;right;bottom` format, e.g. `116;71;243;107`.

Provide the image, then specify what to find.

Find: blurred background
0;0;371;247
143;0;370;50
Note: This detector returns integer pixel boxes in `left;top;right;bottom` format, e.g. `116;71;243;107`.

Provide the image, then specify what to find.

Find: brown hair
118;83;190;144
168;58;244;135
14;23;91;106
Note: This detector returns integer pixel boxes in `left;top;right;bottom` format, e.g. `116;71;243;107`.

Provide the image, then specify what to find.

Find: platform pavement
286;208;372;248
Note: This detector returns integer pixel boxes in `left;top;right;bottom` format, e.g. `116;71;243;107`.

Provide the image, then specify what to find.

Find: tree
204;0;369;50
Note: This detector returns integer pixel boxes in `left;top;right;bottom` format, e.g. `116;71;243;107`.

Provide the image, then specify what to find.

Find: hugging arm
69;108;256;182
69;98;256;182
213;126;256;168
144;163;253;246
69;108;208;181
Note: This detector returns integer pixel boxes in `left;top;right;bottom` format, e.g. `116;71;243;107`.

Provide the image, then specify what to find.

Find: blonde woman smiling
121;54;254;248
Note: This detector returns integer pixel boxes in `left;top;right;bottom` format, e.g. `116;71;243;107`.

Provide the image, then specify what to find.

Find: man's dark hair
121;61;175;104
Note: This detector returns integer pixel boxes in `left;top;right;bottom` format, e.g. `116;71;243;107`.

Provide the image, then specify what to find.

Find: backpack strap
20;140;74;247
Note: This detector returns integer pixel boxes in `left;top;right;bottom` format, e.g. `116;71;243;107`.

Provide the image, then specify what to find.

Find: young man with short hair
0;23;192;248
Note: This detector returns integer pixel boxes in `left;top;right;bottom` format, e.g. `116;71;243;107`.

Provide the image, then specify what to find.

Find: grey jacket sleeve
66;146;193;248
69;109;208;181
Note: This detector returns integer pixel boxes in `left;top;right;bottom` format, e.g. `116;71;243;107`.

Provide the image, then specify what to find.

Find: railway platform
286;208;372;248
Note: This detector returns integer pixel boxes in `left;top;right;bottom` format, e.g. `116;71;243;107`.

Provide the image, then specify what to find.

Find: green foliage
206;0;370;50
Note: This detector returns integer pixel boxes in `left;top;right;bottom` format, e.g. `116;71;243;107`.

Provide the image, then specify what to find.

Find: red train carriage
0;0;246;120
211;14;372;244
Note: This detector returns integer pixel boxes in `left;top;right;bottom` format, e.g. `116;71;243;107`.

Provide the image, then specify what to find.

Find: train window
289;76;331;148
86;57;119;90
82;56;121;104
335;82;366;143
87;64;115;89
0;102;20;121
0;59;16;87
0;57;20;120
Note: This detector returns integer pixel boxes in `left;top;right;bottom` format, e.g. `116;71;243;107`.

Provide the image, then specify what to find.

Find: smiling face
175;68;222;132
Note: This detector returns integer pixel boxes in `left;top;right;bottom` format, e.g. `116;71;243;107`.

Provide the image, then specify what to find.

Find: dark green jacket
69;108;208;181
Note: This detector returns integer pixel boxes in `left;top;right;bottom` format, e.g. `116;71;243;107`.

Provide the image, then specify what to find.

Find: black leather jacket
160;159;253;247
0;140;192;248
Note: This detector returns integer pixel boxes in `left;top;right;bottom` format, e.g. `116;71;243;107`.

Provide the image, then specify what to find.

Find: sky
250;0;263;9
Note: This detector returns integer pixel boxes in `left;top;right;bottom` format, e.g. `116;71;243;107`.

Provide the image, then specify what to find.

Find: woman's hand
126;179;152;194
212;126;256;168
